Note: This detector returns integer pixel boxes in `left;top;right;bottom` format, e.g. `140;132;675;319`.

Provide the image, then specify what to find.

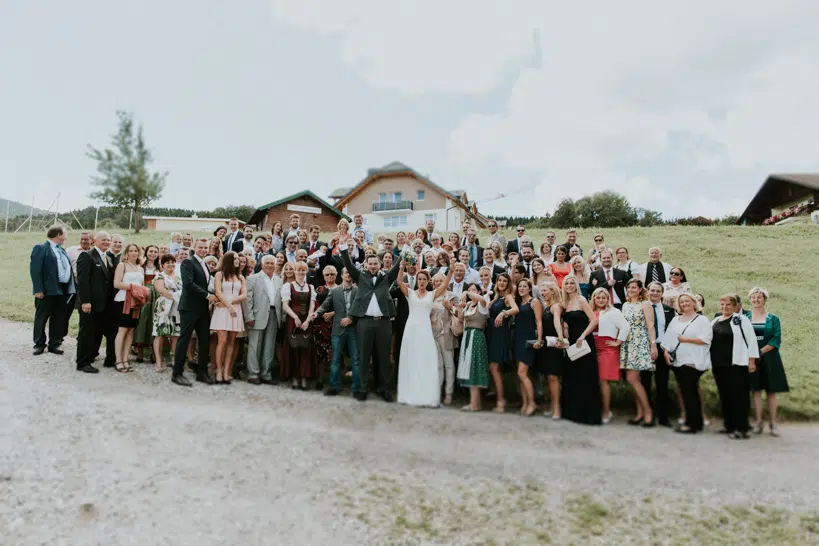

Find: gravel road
2;317;817;545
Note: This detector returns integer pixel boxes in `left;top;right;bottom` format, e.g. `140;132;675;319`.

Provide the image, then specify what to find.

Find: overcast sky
2;1;818;219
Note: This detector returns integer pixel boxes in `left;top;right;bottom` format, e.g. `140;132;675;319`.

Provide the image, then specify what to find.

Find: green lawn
3;225;817;419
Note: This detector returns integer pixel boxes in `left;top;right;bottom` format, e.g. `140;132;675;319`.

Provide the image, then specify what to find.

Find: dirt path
1;318;817;545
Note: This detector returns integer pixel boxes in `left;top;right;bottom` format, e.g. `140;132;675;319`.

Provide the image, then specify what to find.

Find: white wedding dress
397;290;441;407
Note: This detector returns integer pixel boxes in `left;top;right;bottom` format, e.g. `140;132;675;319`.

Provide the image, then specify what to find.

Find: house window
383;215;408;228
378;193;387;203
424;213;437;223
392;192;403;202
417;190;425;201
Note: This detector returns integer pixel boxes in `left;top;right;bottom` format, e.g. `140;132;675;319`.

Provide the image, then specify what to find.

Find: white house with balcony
328;161;487;233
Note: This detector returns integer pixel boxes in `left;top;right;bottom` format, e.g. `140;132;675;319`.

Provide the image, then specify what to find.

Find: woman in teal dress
746;287;788;437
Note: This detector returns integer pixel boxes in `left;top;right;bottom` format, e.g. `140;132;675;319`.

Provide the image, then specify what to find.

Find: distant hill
0;198;49;218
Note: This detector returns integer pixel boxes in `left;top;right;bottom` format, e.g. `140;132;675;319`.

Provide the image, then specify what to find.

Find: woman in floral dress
620;279;658;426
152;254;181;372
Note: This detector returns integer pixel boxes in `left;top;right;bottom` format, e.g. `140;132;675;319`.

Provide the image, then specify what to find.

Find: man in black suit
480;248;505;283
339;233;401;402
643;281;677;427
463;228;483;269
589;250;629;309
75;231;118;373
172;238;219;387
29;225;76;355
222;217;242;254
301;225;325;256
230;225;254;254
506;225;526;255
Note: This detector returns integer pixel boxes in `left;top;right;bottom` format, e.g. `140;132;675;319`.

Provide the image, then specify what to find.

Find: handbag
667;316;701;363
565;339;591;361
287;332;310;348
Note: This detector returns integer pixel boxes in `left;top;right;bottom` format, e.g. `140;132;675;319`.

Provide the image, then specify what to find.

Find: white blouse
594;308;629;341
281;281;316;303
661;315;712;371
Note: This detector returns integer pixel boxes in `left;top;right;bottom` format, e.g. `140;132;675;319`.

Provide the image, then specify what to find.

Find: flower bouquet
399;249;416;267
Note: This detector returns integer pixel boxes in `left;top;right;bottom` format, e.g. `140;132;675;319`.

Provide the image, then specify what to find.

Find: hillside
0;197;49;218
2;224;817;419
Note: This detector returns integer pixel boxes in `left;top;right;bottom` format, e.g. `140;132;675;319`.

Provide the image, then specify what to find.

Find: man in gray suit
242;254;282;385
337;233;401;402
314;267;360;396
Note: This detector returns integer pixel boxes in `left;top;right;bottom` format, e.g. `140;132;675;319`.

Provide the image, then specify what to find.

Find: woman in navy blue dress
487;273;519;413
514;278;543;416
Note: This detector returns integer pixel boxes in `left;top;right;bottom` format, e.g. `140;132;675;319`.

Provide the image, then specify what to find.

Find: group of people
30;216;789;438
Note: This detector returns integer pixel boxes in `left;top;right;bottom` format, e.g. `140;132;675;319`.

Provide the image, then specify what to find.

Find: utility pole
28;198;34;232
4;199;9;233
129;208;133;230
54;193;60;225
94;206;99;230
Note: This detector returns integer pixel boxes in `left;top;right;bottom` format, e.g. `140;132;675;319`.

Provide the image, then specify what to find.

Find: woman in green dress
455;283;490;412
133;245;160;363
746;287;788;437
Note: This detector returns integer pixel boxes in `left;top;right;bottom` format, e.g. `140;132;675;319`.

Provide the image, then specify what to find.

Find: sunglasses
594;238;603;242
517;229;525;232
670;272;681;276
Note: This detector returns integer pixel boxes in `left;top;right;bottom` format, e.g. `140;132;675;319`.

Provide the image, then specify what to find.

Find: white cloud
271;0;819;218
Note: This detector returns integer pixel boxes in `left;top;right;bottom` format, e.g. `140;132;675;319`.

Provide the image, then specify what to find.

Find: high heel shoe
628;417;644;426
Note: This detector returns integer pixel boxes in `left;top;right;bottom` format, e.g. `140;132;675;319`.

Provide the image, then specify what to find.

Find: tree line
492;191;738;229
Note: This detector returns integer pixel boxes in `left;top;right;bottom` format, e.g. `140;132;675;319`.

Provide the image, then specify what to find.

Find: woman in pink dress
210;251;247;385
590;288;629;424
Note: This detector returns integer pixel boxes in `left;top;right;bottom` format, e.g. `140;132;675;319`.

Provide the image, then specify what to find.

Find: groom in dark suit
338;233;401;402
172;238;218;387
589;249;629;308
75;231;118;372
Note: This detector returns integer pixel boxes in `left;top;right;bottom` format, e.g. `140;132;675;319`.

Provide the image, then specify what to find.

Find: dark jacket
178;256;211;314
341;246;401;318
589;267;629;303
76;248;116;310
30;241;76;296
315;284;358;336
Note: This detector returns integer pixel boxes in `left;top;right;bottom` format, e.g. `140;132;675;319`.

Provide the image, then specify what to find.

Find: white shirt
449;280;465;297
262;273;278;307
617;261;640;278
662;315;713;371
594;308;630;341
194;255;210;280
600;267;621;305
463;268;480;285
94;246;110;266
650;301;666;338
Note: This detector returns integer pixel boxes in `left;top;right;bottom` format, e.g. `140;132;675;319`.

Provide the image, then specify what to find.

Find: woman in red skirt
590;288;629;424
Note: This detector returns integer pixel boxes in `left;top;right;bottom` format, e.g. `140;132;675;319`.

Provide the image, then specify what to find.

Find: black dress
514;301;537;367
539;306;564;377
560;310;601;425
487;298;512;368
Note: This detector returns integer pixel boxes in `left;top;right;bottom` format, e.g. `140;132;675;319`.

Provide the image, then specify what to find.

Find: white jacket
710;313;760;366
594;308;629;341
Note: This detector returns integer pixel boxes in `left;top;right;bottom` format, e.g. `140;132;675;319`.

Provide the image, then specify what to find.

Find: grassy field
3;224;817;418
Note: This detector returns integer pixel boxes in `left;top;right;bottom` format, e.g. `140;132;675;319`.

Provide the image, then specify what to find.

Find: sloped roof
249;190;351;226
335;161;462;208
738;173;819;224
328;187;350;198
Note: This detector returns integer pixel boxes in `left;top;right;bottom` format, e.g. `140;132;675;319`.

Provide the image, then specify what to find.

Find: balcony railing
372;200;413;212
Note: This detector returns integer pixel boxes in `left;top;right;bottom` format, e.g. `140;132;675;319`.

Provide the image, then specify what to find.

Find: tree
551;198;577;229
87;111;167;233
574;191;636;228
635;208;664;227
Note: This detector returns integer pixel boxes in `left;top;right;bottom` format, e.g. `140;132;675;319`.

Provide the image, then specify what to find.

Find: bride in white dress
396;262;454;407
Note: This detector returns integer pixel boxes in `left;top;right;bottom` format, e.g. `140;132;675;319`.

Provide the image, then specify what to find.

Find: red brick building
248;190;351;234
